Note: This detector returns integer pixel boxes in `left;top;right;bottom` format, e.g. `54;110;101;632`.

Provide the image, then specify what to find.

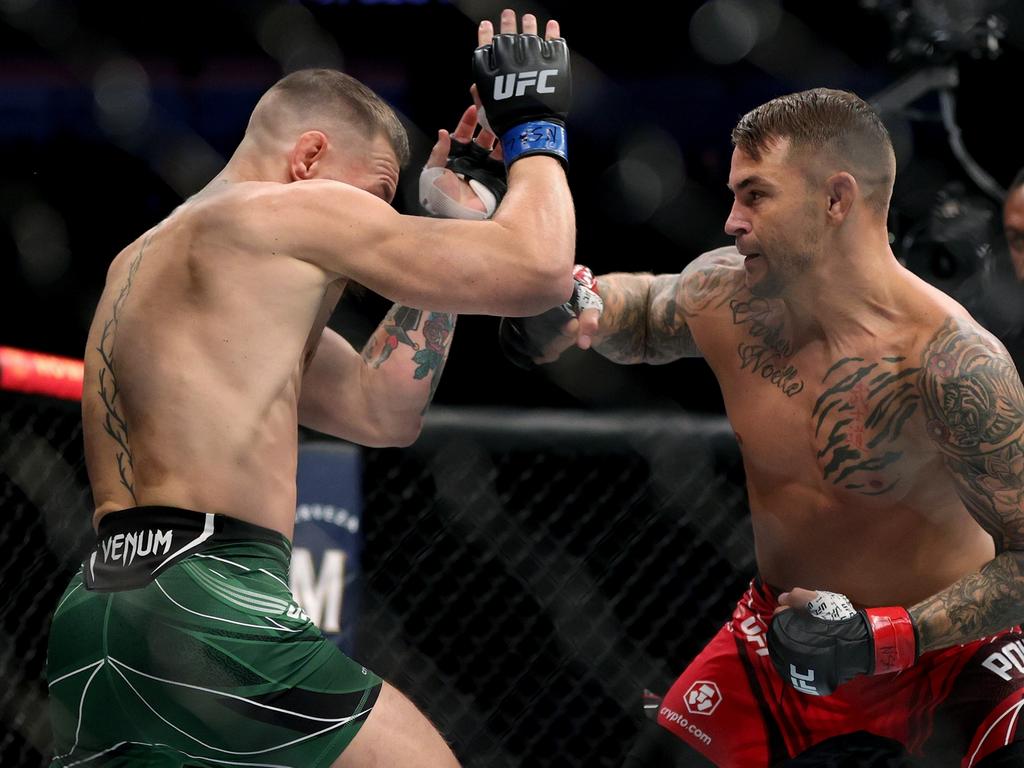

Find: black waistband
752;575;783;601
83;506;290;593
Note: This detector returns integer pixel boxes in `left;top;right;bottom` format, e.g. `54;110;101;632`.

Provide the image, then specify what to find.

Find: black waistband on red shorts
749;576;783;613
82;506;290;593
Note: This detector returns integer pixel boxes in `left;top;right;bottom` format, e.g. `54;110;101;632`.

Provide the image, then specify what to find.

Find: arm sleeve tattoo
593;250;743;364
909;317;1024;651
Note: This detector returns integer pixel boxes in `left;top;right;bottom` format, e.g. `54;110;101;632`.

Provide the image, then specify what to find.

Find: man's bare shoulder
903;264;1021;451
191;180;385;235
685;245;746;271
900;265;993;353
179;179;397;281
677;245;748;318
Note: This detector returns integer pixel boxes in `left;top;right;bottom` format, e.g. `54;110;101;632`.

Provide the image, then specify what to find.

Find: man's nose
724;204;749;238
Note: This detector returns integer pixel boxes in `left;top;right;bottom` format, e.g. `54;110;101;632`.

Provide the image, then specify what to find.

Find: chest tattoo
812;356;922;495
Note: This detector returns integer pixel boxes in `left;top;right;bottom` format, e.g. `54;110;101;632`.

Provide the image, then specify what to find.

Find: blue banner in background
292;442;362;655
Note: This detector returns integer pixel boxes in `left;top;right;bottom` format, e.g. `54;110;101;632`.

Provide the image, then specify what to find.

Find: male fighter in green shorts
47;10;573;766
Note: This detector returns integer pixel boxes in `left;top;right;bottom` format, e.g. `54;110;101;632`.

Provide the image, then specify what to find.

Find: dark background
3;4;1024;766
2;0;1023;414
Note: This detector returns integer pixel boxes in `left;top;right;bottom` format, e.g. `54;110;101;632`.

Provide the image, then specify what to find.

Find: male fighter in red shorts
501;88;1024;767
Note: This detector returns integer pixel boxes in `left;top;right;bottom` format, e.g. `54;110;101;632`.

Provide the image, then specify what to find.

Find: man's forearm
591;273;701;364
589;273;654;364
361;304;456;417
909;550;1024;653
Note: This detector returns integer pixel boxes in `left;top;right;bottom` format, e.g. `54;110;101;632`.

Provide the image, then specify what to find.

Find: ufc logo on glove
768;590;919;697
493;70;559;99
789;665;821;696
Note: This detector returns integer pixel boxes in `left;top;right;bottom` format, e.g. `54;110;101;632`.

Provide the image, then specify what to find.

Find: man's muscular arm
593;264;729;364
299;308;455;447
297;101;500;446
593;247;745;364
768;318;1024;696
213;16;574;318
504;247;744;367
909;317;1024;651
589;274;696;364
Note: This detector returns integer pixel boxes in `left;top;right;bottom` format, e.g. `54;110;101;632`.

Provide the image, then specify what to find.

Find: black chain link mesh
0;393;94;768
0;395;757;767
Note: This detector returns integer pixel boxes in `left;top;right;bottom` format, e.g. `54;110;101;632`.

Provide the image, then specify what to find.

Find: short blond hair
252;68;410;167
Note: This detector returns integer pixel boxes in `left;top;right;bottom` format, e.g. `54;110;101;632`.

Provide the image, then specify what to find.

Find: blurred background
2;1;1024;766
3;0;1022;407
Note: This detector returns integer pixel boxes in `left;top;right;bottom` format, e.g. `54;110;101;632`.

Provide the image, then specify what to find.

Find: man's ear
825;171;858;223
289;131;329;181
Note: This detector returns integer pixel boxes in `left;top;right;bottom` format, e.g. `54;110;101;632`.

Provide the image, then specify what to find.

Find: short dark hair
258;68;410;167
732;88;895;213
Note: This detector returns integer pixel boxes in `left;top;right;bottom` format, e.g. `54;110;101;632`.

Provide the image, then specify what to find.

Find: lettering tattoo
909;318;1024;651
812;356;921;495
730;297;804;397
96;235;152;501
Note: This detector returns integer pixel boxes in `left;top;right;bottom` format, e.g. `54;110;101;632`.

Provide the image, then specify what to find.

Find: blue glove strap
501;121;568;169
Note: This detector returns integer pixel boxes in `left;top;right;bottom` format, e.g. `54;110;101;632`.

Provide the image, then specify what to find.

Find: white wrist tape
807;591;858;621
419;167;497;220
569;266;604;315
467;179;497;216
573;285;603;314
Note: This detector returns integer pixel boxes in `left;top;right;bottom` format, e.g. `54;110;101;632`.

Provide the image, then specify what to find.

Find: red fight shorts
657;579;1024;767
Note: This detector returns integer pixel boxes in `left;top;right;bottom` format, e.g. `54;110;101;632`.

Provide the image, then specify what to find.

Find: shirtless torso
681;247;994;608
593;244;1024;767
82;189;342;538
524;87;1024;766
53;24;576;767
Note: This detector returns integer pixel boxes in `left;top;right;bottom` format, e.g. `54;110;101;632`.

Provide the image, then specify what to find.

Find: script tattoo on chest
730;297;805;396
812;356;922;496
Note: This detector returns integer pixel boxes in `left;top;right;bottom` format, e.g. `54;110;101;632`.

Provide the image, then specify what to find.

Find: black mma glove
447;139;507;202
473;32;571;168
768;590;919;697
420;136;507;220
498;265;601;369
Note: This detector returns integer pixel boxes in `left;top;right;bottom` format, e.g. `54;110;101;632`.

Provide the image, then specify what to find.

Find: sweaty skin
84;189;347;538
84;132;574;541
634;247;996;609
560;140;1024;653
74;12;570;768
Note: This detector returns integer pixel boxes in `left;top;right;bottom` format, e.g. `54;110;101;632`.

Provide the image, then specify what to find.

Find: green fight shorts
47;506;382;767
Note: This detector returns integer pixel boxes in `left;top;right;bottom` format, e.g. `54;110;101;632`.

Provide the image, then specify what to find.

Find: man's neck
207;143;284;188
782;239;907;350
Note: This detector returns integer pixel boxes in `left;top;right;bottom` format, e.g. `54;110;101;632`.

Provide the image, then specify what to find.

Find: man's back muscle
82;186;336;537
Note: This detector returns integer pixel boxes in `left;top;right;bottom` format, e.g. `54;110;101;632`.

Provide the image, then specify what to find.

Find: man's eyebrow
727;175;771;193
